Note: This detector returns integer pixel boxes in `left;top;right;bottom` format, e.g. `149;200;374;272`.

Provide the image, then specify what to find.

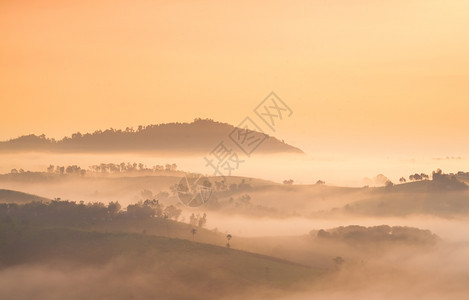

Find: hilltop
0;119;303;154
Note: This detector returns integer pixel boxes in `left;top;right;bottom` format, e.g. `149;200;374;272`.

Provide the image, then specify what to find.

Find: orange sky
1;0;469;155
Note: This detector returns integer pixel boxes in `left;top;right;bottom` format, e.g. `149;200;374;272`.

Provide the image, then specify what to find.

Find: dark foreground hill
0;119;303;154
0;189;50;204
0;226;320;299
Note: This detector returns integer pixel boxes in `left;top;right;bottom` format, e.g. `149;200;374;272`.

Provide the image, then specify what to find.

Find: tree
164;205;182;221
409;173;422;181
316;180;325;185
56;166;65;175
226;234;232;248
333;256;344;267
126;203;154;219
239;194;251;205
71;132;82;139
317;229;331;238
399;177;406;183
65;165;80;174
432;168;443;180
10;168;18;174
385;180;394;188
283;179;294;185
107;201;121;218
198;213;207;228
191;228;197;241
189;213;198;226
143;199;163;217
189;213;208;228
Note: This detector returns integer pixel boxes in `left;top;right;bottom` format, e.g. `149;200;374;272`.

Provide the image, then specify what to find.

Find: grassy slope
0;225;321;299
344;180;469;216
3;173;469;217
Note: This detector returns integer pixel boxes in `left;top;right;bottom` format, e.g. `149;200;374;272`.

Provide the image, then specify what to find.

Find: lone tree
333;256;344;267
226;234;232;248
191;228;197;241
399;177;406;183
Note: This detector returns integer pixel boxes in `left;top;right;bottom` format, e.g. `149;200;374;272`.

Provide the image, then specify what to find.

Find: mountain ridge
0;118;304;154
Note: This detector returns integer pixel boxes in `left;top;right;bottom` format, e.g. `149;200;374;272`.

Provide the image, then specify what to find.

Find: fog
205;213;469;240
2;152;469;299
3;0;468;297
280;241;469;300
1;152;468;186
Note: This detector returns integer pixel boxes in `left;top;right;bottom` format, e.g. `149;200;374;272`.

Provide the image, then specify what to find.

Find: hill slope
0;119;303;154
0;226;320;300
0;189;50;204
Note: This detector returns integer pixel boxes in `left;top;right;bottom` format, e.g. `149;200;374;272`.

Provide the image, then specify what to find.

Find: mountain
0;119;304;154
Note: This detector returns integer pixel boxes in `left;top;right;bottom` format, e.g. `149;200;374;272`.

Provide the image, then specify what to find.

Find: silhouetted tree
409;173;422;181
333;256;344;267
189;213;197;226
317;229;331;238
107;201;121;218
432;168;443;180
164;205;182;221
198;213;207;228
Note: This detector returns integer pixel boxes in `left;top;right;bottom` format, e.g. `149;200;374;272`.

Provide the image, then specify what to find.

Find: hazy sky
1;0;469;155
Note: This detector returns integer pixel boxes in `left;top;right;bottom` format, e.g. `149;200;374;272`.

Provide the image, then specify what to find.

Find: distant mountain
0;119;304;154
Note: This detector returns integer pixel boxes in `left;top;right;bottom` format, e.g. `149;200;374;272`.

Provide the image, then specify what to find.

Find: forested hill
0;119;304;154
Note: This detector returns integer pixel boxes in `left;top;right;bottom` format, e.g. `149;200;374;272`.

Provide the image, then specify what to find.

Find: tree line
8;162;179;176
0;199;189;227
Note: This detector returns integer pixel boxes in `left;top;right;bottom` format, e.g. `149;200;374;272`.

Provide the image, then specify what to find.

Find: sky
1;0;469;156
